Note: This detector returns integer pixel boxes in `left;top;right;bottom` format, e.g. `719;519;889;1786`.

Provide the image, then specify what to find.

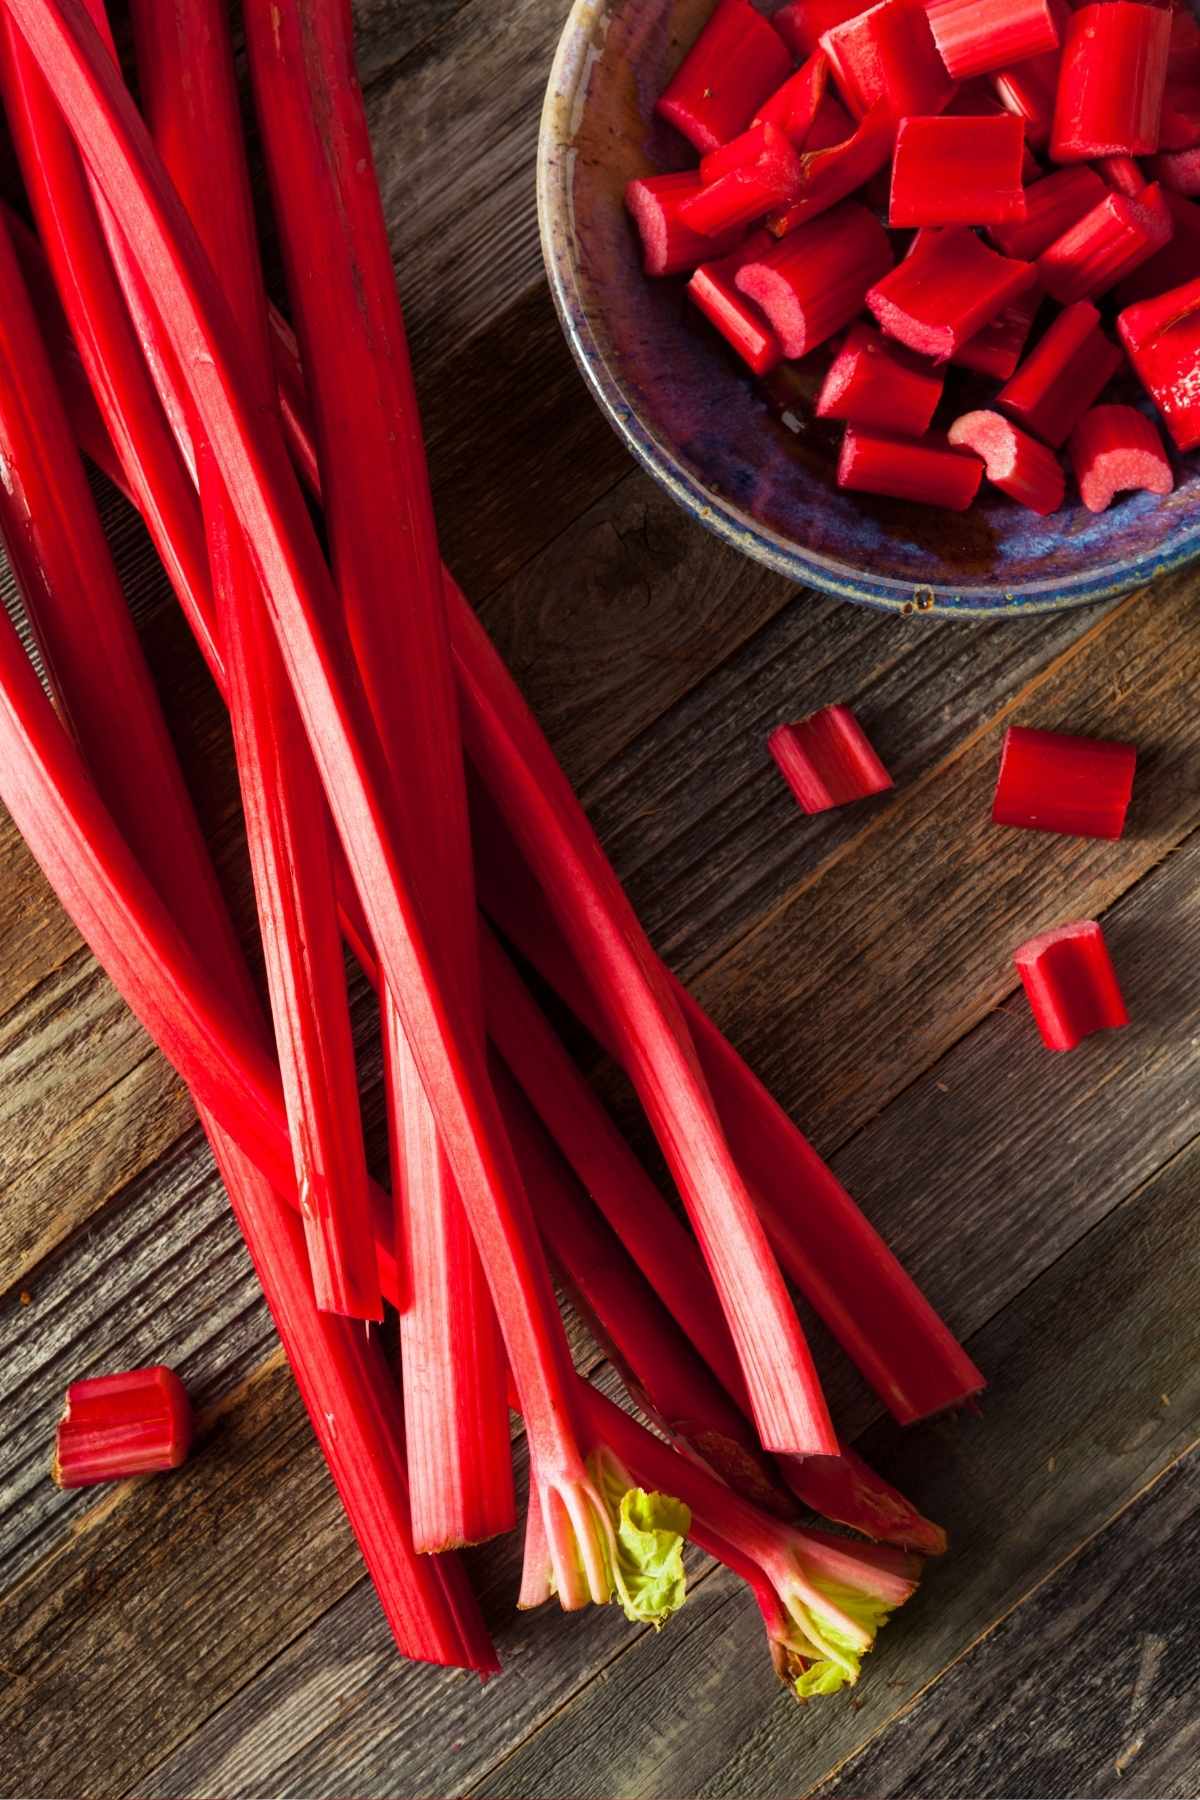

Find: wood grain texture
820;1446;1200;1800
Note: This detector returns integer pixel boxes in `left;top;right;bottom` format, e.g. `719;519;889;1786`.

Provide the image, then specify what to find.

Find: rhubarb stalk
1014;920;1129;1051
53;1366;193;1487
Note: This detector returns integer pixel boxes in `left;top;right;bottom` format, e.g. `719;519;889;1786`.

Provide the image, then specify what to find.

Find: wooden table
2;3;1199;1795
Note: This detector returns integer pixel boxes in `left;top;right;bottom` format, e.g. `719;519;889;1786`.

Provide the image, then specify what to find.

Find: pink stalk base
992;725;1137;839
947;410;1065;514
54;1365;192;1486
768;706;894;813
1068;403;1174;511
1014;921;1129;1052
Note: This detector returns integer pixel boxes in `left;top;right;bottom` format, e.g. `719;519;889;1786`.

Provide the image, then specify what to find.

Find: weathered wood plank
475;1134;1200;1800
818;1445;1200;1800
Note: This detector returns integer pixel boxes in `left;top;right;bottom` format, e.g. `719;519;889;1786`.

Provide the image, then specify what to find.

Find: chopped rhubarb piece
1014;920;1128;1052
948;409;1065;513
656;0;792;153
1037;183;1174;303
767;99;894;230
53;1365;192;1487
767;705;894;814
700;119;774;185
1096;154;1149;197
774;0;866;58
688;230;783;374
735;201;892;355
944;80;1044;177
837;426;985;509
1118;272;1200;448
1116;186;1200;301
752;49;829;141
1159;73;1200;149
866;226;1037;359
820;0;955;124
1150;143;1200;194
889;114;1027;226
802;87;857;150
927;0;1060;82
1068;402;1174;510
816;320;944;433
683;121;804;235
951;284;1041;378
624;172;744;275
1051;1;1172;160
989;0;1070;146
998;300;1123;444
993;724;1137;838
987;164;1107;259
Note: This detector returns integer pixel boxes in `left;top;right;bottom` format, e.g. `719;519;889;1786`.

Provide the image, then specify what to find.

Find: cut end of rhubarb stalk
992;724;1137;839
1014;918;1128;1051
53;1364;193;1488
1069;403;1174;512
768;705;893;814
947;410;1065;514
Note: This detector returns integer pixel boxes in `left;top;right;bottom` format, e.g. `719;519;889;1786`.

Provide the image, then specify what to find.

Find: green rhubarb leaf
589;1447;691;1629
782;1567;910;1698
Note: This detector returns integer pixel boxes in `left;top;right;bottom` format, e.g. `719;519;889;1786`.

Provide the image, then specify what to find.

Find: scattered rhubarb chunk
1051;1;1172;160
1069;403;1174;511
1118;272;1200;449
735;202;892;356
992;724;1137;839
948;410;1065;513
767;101;894;231
53;1365;193;1487
951;285;1041;379
998;301;1124;446
927;0;1060;82
987;165;1108;260
688;232;784;375
768;705;893;814
837;426;985;509
820;0;955;125
889;115;1027;227
624;172;744;276
683;122;804;236
1014;921;1128;1052
816;320;944;434
866;227;1037;360
656;0;792;153
1036;183;1174;304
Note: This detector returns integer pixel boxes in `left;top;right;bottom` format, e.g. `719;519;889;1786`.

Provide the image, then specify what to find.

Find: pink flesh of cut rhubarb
947;410;1066;513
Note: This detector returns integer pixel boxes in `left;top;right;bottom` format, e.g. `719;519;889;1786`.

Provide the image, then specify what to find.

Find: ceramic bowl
537;0;1200;616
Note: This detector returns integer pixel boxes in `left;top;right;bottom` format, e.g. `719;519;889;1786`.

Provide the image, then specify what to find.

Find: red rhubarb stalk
774;0;865;59
1051;0;1172;160
1036;182;1174;303
889;114;1027;227
802;88;858;151
927;0;1060;81
752;49;829;141
243;0;511;1553
768;706;895;813
837;426;985;509
992;725;1138;838
867;226;1038;360
688;231;784;375
656;0;791;153
682;121;804;236
947;410;1066;513
1014;921;1129;1051
127;0;380;1325
1069;403;1174;510
989;0;1070;147
1118;272;1200;449
998;301;1124;445
625;171;744;275
735;201;893;356
987;164;1108;259
11;0;629;1604
820;0;955;125
951;285;1041;380
767;99;894;231
816;320;945;434
53;1366;192;1487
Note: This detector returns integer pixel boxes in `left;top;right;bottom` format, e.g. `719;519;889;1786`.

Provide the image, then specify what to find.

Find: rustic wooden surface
0;2;1198;1795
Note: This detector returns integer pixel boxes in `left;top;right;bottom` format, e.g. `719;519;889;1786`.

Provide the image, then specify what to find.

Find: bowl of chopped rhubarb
538;0;1200;615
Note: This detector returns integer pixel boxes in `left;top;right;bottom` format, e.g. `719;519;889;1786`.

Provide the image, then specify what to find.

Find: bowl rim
536;0;1200;618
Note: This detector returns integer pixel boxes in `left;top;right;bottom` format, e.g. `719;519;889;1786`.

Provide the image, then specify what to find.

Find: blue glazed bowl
537;0;1200;616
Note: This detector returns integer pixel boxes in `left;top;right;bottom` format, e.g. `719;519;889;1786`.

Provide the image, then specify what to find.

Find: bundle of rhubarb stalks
627;0;1200;516
0;0;984;1697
